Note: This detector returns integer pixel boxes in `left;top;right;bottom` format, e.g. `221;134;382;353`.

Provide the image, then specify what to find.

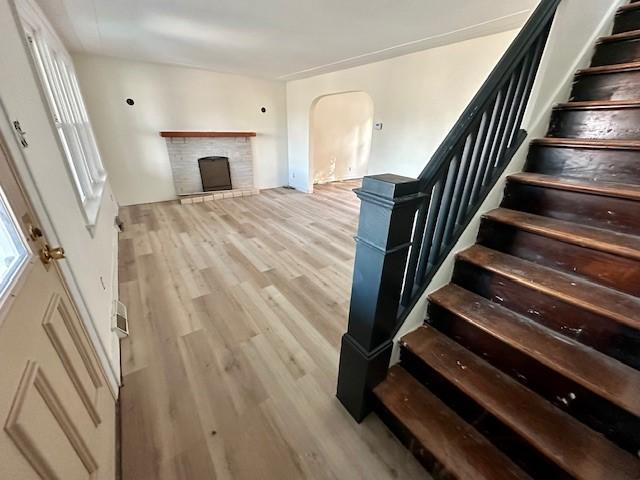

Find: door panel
43;293;103;426
0;140;115;479
6;362;97;480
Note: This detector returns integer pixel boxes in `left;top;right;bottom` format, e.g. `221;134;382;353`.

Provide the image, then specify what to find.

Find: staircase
372;3;640;479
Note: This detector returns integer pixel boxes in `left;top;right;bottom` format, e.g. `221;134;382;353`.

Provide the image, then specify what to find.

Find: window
20;14;106;226
0;187;29;304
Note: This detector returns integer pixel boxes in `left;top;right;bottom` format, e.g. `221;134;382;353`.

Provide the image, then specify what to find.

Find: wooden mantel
160;131;256;138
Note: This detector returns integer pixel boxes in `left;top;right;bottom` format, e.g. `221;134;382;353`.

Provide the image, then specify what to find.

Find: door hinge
13;120;28;148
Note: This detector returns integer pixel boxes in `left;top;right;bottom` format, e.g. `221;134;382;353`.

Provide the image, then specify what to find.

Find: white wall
311;92;373;184
392;0;628;359
73;55;289;206
287;29;520;192
0;0;121;392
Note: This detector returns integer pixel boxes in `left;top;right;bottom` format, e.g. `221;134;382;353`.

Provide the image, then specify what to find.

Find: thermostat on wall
374;122;383;130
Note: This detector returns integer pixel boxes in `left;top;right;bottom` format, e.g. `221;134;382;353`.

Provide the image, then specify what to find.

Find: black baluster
481;74;517;190
470;91;503;204
427;155;459;267
442;133;476;247
400;198;428;307
415;174;445;286
508;34;547;148
455;107;491;228
494;59;529;169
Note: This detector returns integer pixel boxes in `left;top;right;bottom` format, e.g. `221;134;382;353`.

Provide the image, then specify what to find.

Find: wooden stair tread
374;366;532;480
577;61;640;76
401;326;640;480
508;172;640;201
457;244;640;331
619;2;640;12
429;283;640;417
531;137;640;150
554;99;640;110
599;29;640;44
484;208;640;262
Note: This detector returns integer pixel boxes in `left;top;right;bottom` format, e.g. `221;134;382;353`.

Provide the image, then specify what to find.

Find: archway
309;91;374;187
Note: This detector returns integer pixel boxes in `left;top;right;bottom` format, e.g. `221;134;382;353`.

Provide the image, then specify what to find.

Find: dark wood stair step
598;29;640;45
401;326;640;480
549;101;640;140
374;366;532;480
504;173;640;235
525;138;640;186
592;29;640;67
429;283;640;417
554;100;640;110
615;6;640;35
484;208;640;262
577;62;640;77
572;62;640;102
457;243;640;331
478;214;640;304
531;137;640;149
620;2;640;12
508;172;640;201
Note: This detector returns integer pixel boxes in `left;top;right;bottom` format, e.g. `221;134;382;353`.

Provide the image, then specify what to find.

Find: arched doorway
309;91;374;185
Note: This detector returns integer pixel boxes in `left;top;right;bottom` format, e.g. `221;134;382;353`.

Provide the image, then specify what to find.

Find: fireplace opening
198;156;232;192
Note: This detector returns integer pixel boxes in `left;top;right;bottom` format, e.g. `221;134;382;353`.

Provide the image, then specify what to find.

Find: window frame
16;1;107;231
0;183;32;314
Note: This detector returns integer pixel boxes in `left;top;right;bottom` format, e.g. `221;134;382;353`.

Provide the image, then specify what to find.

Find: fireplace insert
198;156;231;192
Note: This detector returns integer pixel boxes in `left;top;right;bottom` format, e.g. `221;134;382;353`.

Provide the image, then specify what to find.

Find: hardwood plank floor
118;180;427;480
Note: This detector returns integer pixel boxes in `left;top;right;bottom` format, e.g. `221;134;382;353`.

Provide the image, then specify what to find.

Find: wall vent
113;300;129;339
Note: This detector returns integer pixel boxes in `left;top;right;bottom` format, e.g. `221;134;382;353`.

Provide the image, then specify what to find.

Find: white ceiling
36;0;539;80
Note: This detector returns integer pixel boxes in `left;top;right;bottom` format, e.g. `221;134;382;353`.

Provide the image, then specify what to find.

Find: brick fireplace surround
160;131;256;196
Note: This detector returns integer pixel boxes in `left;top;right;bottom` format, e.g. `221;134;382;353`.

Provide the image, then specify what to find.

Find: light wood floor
118;180;426;480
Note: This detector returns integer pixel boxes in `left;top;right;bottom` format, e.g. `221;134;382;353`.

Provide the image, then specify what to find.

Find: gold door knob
40;244;65;265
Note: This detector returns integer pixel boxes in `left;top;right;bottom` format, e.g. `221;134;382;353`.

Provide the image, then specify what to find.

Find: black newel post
336;174;424;422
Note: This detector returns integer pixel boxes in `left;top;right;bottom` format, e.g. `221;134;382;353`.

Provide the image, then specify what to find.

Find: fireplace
161;132;255;195
198;156;231;192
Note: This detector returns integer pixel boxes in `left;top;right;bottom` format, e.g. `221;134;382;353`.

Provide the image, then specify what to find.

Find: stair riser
525;144;640;184
427;304;640;454
592;39;640;66
372;398;456;480
453;257;640;370
400;348;570;480
502;182;640;235
571;70;640;101
478;218;640;298
549;107;640;140
613;10;640;34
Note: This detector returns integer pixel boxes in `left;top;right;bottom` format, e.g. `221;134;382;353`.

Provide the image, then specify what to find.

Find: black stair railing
337;0;561;422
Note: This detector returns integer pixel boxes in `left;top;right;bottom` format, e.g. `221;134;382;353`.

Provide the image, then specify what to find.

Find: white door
0;0;121;392
0;139;116;479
